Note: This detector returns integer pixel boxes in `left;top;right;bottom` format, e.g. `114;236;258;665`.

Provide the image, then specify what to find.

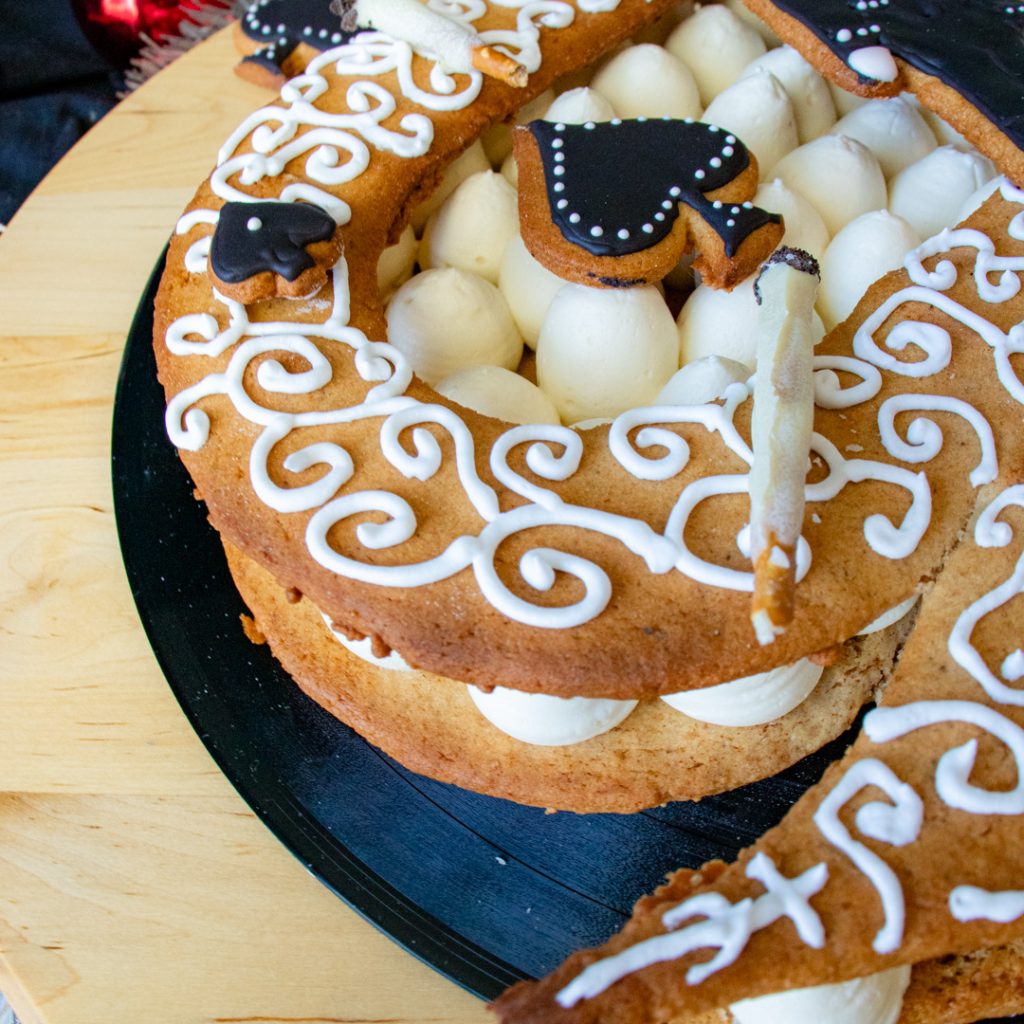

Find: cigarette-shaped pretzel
331;0;528;86
749;247;820;646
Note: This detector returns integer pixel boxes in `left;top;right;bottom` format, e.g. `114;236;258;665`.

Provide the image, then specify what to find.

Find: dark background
0;0;120;226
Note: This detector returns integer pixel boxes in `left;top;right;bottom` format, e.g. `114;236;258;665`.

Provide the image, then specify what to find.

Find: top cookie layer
155;0;1024;699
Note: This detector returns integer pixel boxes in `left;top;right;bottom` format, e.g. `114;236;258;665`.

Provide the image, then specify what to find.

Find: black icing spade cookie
743;0;1024;183
209;200;343;302
235;0;355;88
513;117;783;290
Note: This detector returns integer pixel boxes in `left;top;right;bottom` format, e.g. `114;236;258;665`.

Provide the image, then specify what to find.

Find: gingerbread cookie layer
491;478;1024;1021
225;538;907;811
159;143;1024;699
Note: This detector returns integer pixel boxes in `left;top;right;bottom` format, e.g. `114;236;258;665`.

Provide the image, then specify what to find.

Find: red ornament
72;0;233;67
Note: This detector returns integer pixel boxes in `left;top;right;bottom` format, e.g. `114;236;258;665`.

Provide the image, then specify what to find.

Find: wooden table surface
0;26;484;1024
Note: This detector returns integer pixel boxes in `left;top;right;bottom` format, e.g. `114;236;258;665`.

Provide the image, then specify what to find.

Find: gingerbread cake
155;0;1020;839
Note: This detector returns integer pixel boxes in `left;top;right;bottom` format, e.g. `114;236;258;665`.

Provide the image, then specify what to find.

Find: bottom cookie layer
225;540;909;812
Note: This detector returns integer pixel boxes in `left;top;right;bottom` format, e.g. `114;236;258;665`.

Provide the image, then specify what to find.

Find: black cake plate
112;252;1022;1020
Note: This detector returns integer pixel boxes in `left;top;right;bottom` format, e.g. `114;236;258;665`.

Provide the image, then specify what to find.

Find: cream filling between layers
467;686;638;746
323;614;415;672
321;598;917;743
661;657;823;727
728;964;912;1024
857;595;918;636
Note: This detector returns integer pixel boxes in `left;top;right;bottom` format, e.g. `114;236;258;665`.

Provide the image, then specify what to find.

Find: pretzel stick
749;247;820;647
471;45;529;88
333;0;529;87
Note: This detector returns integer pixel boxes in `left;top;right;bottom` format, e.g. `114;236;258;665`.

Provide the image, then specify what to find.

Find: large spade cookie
513;117;783;289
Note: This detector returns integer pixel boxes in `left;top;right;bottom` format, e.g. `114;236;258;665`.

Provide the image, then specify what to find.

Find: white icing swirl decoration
165;6;1024;632
555;853;828;1006
812;758;923;955
946;484;1024;705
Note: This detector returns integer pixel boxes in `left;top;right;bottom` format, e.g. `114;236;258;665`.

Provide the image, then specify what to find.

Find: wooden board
0;27;481;1024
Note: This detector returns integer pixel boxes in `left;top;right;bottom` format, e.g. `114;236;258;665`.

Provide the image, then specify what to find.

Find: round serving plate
113;252;1022;1021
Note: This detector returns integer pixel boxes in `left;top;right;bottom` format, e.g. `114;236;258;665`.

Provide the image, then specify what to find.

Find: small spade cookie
513;118;784;290
234;0;355;89
208;200;343;303
741;0;1024;183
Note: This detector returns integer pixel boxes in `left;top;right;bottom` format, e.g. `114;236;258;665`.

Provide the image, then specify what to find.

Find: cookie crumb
240;614;266;645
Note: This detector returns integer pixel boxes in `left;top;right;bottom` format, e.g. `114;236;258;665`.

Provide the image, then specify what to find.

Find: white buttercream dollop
480;88;554;166
537;284;678;423
419;170;518;284
323;614;413;672
741;46;836;143
729;965;912;1024
498;233;568;349
376;223;417;301
468;685;638;745
724;0;781;46
858;595;918;636
829;80;869;117
773;134;886;235
661;658;823;726
665;5;766;106
754;178;830;258
831;97;936;180
678;277;825;370
411;139;490;231
435;365;560;425
544;86;617;125
818;210;921;330
889;145;996;239
702;70;799;174
590;44;701;120
656;355;750;406
500;150;518;188
386;267;522;385
919;105;969;148
956;176;1003;223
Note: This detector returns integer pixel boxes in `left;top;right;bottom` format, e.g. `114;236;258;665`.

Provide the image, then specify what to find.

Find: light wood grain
0;26;483;1024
